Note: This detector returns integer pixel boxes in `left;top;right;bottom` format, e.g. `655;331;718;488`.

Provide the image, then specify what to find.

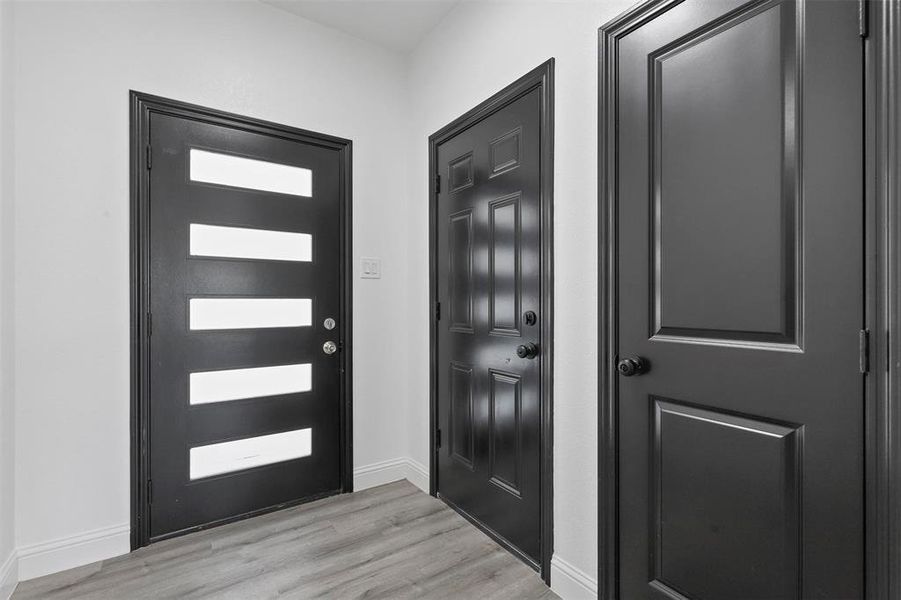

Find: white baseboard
403;458;429;492
11;459;430;584
354;457;429;494
0;550;17;600
17;523;129;582
550;554;597;600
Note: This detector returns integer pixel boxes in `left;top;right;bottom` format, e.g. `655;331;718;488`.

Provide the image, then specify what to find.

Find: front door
146;103;349;541
608;0;863;597
435;88;543;565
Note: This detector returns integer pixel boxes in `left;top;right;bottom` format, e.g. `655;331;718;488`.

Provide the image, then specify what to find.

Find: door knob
516;342;539;359
323;341;338;355
617;356;648;376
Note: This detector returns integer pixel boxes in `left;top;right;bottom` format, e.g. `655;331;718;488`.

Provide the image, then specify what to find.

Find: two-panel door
147;110;346;540
607;0;864;597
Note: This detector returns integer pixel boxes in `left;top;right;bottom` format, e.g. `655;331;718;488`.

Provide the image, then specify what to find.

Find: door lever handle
617;356;649;376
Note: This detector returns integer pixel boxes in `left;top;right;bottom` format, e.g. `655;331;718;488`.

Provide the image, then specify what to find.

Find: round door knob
516;342;539;359
323;341;338;355
617;356;648;376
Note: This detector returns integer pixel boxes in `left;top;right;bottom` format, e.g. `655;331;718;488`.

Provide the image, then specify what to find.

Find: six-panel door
436;89;543;564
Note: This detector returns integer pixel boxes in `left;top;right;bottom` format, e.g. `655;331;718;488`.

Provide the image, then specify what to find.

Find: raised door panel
449;152;474;193
490;127;522;177
652;1;799;348
449;210;474;333
489;370;522;497
450;362;475;469
651;399;801;600
489;193;522;336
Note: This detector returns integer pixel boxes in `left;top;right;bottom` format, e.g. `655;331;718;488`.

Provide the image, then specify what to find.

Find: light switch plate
361;257;381;279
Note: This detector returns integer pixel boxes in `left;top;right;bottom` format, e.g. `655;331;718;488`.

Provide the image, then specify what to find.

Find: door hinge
859;0;869;38
146;312;152;336
434;175;441;195
146;479;153;504
860;329;870;373
146;145;152;170
436;428;442;449
435;301;441;321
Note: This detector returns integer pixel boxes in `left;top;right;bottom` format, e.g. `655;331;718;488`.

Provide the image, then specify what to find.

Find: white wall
0;0;17;596
404;2;631;596
11;0;412;579
7;1;635;596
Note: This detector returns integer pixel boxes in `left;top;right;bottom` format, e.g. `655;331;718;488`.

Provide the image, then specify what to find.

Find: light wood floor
13;481;557;599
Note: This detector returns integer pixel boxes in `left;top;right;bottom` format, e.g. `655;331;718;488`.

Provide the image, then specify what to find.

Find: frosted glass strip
190;428;312;480
189;149;312;197
190;363;312;405
190;224;312;262
190;298;312;330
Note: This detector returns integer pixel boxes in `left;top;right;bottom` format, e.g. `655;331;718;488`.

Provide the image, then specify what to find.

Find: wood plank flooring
13;481;557;599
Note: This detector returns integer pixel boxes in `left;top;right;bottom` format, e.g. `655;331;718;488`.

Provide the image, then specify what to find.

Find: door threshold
148;487;343;545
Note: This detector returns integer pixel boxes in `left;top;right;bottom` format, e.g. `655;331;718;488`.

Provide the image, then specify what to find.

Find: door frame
427;59;555;583
597;1;901;598
129;91;354;550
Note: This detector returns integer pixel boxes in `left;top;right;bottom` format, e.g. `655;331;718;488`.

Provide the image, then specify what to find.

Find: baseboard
0;549;17;600
354;457;429;494
403;458;429;492
12;460;430;583
550;554;597;600
17;523;129;582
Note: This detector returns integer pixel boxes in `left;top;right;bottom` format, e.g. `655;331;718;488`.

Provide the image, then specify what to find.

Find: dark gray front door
436;88;543;564
148;110;345;540
610;0;863;597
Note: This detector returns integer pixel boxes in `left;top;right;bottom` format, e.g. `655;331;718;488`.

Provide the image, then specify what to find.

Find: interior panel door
436;89;543;565
611;0;864;597
148;112;344;540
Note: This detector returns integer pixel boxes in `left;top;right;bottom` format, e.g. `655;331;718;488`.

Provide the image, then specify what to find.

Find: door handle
323;341;338;355
516;342;539;359
617;356;649;376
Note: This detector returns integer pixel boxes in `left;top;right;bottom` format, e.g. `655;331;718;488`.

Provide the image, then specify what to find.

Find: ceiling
262;0;462;53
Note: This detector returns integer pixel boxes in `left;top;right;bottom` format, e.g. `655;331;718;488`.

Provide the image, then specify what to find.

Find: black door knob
617;356;648;376
516;342;539;359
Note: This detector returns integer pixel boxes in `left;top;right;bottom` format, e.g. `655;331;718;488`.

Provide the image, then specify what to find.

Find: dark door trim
865;0;901;597
428;59;555;584
598;1;901;598
129;91;354;550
